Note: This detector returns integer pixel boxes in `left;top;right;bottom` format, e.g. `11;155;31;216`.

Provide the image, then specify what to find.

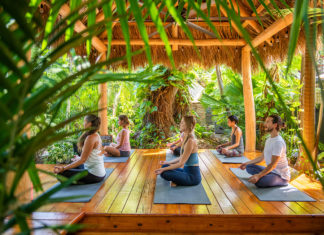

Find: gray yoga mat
103;149;135;162
210;150;249;163
48;168;113;202
153;175;211;204
230;168;315;202
166;151;180;161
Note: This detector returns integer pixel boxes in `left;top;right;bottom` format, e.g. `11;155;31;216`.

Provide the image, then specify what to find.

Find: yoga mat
47;168;114;202
230;168;316;202
103;149;135;163
210;150;249;163
166;151;180;161
154;175;211;204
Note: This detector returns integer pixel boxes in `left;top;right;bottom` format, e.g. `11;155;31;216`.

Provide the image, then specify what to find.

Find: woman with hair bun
239;114;290;188
53;114;106;184
103;115;131;157
216;115;244;157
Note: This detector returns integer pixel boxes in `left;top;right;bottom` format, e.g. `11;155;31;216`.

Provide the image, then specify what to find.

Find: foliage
201;56;303;162
46;141;75;164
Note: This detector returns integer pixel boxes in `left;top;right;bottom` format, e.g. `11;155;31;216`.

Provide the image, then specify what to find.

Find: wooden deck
16;149;324;234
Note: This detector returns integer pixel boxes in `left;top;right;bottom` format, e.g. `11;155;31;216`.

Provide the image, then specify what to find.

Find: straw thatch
39;0;321;72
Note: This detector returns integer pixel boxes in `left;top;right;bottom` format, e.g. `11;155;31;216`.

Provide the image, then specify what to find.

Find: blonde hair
180;115;196;153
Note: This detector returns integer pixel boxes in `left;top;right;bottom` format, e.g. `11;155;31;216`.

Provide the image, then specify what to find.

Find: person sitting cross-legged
216;115;244;157
239;114;290;188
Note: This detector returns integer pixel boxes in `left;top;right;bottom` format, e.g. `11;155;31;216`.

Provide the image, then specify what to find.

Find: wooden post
241;48;256;152
295;13;316;171
301;41;316;169
98;54;108;136
171;23;178;51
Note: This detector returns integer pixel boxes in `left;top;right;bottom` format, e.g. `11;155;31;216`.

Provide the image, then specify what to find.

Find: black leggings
59;164;105;184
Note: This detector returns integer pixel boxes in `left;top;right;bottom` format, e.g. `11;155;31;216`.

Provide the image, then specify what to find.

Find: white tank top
84;134;106;177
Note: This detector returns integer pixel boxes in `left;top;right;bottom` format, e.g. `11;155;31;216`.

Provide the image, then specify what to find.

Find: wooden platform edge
74;213;324;233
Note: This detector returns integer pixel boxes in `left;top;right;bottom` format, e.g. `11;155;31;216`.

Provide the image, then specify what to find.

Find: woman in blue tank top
155;115;201;186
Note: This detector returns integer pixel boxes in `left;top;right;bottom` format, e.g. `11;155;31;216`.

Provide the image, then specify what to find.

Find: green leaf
116;0;132;71
144;0;175;68
129;0;152;66
86;0;97;56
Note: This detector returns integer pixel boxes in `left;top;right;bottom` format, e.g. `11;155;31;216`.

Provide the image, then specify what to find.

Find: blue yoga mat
154;175;211;204
210;150;249;163
46;168;113;202
103;149;135;163
230;168;316;202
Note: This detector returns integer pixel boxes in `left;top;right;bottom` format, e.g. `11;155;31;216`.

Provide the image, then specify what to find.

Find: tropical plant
46;141;75;164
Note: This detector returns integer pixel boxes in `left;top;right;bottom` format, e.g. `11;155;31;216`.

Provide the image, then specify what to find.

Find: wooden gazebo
26;1;324;234
42;0;317;156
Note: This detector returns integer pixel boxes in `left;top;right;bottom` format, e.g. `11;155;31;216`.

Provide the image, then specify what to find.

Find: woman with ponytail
155;115;201;186
102;115;131;157
53;115;106;184
239;114;290;188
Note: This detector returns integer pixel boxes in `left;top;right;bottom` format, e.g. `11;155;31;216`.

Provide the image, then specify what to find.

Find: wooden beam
59;4;107;53
103;39;246;46
243;13;293;50
227;0;273;46
171;23;178;51
99;21;230;28
79;213;324;233
252;0;271;16
241;47;256;152
98;54;108;136
96;2;116;23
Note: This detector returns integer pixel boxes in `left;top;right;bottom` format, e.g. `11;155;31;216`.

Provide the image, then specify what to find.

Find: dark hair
119;115;130;127
78;115;101;151
269;114;286;131
228;115;239;124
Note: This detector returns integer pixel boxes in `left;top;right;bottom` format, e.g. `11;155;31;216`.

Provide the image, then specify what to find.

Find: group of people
54;113;290;190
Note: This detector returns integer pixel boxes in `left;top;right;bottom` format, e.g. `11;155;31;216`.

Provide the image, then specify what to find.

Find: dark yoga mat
154;175;211;204
103;149;135;163
230;168;316;202
47;168;114;202
210;150;249;164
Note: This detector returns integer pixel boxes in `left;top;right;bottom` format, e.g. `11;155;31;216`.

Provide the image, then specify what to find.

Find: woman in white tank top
54;115;106;184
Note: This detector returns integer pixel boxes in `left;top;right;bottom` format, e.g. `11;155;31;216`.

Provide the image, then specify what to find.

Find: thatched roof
40;0;320;73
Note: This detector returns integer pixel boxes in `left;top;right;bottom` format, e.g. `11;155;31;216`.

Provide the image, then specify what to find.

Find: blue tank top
184;153;199;166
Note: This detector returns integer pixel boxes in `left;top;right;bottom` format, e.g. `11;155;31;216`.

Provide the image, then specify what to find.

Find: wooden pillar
171;23;178;51
302;42;316;161
241;48;256;152
98;54;108;135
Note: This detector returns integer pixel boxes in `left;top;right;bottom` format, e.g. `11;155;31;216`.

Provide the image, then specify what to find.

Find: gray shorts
119;150;130;157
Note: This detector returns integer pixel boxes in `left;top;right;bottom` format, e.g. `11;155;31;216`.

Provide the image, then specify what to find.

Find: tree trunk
216;65;224;97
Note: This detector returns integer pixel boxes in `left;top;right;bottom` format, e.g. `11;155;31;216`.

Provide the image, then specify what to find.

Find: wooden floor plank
122;156;154;213
136;154;161;214
107;153;149;213
200;152;254;214
149;152;166;214
204;151;281;214
199;154;237;214
95;151;144;213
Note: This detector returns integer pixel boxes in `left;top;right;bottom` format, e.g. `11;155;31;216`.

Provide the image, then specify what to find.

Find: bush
46;142;74;164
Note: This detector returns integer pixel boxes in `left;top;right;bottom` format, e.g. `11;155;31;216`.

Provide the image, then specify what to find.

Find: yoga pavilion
12;0;324;234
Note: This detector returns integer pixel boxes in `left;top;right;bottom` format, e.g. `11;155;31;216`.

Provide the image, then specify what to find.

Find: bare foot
170;181;177;187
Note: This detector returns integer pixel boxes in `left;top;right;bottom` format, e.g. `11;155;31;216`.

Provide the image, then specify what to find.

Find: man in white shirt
239;114;290;188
